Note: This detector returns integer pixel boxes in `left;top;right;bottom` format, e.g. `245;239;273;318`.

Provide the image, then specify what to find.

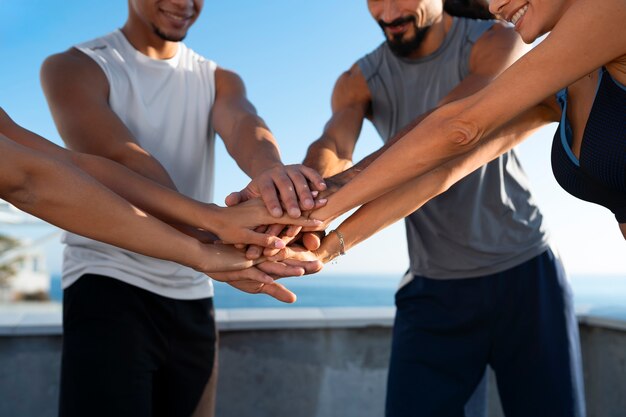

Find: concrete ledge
1;305;626;336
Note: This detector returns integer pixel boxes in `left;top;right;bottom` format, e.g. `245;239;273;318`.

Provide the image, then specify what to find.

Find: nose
488;0;509;17
381;0;402;24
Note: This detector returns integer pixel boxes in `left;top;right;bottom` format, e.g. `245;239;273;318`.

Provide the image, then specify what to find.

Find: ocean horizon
48;272;626;319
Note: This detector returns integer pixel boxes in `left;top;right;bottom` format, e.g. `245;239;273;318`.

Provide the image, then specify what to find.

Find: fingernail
312;220;323;225
274;240;286;249
264;275;274;283
318;198;327;204
311;191;319;197
304;198;314;207
271;208;282;217
289;208;301;217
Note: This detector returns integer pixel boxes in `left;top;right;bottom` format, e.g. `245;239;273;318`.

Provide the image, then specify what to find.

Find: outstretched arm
313;0;626;221
0;110;322;248
307;103;559;262
0;134;262;274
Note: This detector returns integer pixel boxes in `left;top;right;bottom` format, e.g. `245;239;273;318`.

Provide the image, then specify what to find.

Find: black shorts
59;274;217;417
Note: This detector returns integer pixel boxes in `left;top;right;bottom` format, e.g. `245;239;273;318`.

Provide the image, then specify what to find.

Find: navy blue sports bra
551;67;626;222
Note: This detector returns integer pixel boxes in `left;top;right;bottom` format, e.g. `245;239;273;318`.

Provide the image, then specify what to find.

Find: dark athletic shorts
59;274;216;417
386;249;585;417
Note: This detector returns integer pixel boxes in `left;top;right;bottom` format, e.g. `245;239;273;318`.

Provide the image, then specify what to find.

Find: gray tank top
357;18;551;279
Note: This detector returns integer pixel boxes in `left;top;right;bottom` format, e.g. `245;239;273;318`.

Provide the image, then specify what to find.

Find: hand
245;223;302;260
213;198;323;247
209;268;297;303
267;244;327;266
225;164;326;218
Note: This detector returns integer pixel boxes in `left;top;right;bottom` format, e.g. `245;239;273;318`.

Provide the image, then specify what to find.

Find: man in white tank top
40;1;325;416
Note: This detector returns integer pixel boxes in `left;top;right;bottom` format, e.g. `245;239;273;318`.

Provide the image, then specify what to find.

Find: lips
160;9;193;24
386;22;410;35
508;4;529;26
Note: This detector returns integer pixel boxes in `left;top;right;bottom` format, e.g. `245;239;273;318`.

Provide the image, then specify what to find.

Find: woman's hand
204;198;325;248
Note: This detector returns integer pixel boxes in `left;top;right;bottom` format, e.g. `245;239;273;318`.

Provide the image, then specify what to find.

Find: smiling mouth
509;4;529;26
161;10;193;22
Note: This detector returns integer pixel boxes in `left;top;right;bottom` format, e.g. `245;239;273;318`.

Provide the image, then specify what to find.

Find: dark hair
443;0;495;20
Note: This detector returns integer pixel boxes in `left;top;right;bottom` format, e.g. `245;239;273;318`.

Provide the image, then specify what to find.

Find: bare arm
317;23;526;188
0;109;321;248
309;103;559;262
40;48;177;188
0;134;266;274
214;68;325;217
302;63;372;179
313;0;626;221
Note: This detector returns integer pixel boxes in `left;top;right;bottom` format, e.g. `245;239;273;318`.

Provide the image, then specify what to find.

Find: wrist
197;203;224;235
318;229;346;263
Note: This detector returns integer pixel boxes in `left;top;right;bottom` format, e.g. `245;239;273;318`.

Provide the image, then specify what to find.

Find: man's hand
225;164;326;218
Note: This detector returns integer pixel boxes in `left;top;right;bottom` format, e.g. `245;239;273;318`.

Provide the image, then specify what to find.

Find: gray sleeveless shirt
357;18;551;279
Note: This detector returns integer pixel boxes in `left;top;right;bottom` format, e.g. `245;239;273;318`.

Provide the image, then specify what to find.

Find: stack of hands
196;164;343;304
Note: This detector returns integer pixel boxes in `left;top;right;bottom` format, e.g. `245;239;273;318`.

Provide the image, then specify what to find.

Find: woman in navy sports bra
309;0;626;243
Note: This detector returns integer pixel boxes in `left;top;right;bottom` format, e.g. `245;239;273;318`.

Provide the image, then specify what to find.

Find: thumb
225;191;242;207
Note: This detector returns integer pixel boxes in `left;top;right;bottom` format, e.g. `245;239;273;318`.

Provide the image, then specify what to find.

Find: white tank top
62;29;217;299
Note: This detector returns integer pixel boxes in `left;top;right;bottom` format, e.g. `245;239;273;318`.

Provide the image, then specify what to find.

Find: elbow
443;116;482;151
0;170;36;210
424;104;484;159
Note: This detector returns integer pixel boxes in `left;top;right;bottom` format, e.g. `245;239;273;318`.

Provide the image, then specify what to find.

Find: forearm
0;115;217;232
227;113;284;177
104;143;179;190
303;138;353;179
328;111;432;186
315;104;554;259
0;138;211;270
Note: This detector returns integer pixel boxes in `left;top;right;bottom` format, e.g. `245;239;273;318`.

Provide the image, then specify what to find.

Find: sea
49;272;626;320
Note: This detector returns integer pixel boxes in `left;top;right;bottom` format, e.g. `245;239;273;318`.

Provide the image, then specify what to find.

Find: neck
406;12;453;59
121;22;179;60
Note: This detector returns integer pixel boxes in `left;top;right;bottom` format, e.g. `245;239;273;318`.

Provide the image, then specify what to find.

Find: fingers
257;260;305;278
226;279;297;303
286;169;315;211
262;225;301;257
282;258;324;275
261;282;297;303
224;191;243;207
272;170;301;218
297;165;327;192
247;224;282;259
208;267;274;284
302;231;323;251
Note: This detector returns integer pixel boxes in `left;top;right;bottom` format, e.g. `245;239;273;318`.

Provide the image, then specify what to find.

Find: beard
379;16;432;57
153;24;187;42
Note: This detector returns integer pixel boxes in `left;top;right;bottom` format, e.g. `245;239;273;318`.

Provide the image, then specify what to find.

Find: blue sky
1;1;624;277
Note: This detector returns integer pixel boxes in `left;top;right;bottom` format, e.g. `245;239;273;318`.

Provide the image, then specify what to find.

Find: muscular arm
313;0;626;221
214;68;325;217
40;48;177;189
302;63;371;179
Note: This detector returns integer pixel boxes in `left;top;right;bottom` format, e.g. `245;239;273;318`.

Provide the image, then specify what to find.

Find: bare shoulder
331;63;371;111
0;107;13;129
214;66;246;98
470;21;527;75
41;48;108;98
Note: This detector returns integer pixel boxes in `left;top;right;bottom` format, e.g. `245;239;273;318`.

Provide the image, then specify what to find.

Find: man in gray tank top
304;1;585;416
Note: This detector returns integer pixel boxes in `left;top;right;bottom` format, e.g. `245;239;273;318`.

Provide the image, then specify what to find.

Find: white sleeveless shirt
62;29;217;299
